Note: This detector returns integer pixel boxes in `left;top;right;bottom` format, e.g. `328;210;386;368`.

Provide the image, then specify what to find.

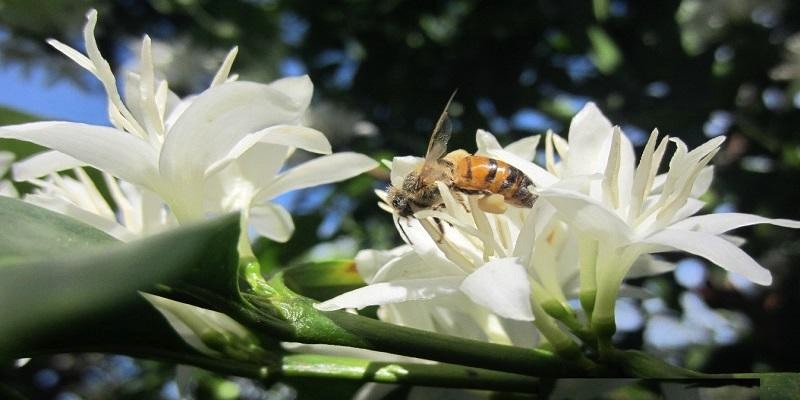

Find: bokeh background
1;0;798;398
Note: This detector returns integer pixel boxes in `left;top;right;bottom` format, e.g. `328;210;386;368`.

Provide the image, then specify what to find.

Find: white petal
504;135;541;161
24;194;136;241
204;125;329;177
669;213;800;235
143;293;255;357
389;156;422;187
627;254;675;278
258;125;331;154
371;250;444;283
12;151;84;181
460;258;534;321
691;166;714;197
265;75;314;112
249;202;295;242
314;277;463;311
210;47;239;88
257;152;377;200
160;80;311;187
539;188;632;244
0;151;14;176
563;102;614;177
355;246;411;283
642;229;772;285
0;122;159;189
0;181;19;198
475;129;503;155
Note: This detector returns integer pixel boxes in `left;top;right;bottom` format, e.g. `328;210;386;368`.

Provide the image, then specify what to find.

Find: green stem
281;354;539;391
246;276;588;377
237;226;275;297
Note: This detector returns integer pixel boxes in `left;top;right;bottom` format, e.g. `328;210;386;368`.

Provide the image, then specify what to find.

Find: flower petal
668;212;800;235
249;202;295;242
355;246;411;283
12;151;84;181
0;122;159;189
205;125;329;177
160;80;312;188
257;152;377;200
627;254;675;278
0;151;14;177
642;229;772;285
264;75;314;112
460;258;534;321
563;102;614;178
314;277;463;311
504;135;541;161
371;250;444;283
539;188;632;244
24;194;136;241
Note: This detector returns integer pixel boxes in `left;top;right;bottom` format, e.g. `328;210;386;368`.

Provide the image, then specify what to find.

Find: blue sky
0;59;108;125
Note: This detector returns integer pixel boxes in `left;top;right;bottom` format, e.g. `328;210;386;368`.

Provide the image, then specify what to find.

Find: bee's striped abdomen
453;155;536;208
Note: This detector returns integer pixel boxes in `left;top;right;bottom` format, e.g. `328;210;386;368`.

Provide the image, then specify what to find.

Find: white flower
317;135;584;349
0;10;376;243
20;167;174;241
493;103;800;330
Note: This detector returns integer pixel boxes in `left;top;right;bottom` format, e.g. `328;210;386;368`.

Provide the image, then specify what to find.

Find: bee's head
387;187;414;217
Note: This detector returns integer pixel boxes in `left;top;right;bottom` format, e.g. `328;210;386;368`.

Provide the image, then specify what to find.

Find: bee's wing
424;90;458;163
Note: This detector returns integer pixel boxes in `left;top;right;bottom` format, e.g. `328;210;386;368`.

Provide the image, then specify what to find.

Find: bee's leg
478;193;507;214
432;217;446;242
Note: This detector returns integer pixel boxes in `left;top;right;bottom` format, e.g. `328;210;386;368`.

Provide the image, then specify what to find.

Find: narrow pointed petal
460;258;534;321
314;277;463;311
0;122;159;189
669;213;800;235
11;151;84;181
504;135;540;161
24;194;136;241
642;229;772;285
249;202;295;242
257;152;377;200
210;47;239;87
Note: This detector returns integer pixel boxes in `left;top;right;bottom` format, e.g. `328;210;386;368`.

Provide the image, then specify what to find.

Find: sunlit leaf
0;197;240;354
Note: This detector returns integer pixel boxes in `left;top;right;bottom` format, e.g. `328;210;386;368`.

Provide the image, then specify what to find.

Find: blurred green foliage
1;0;800;398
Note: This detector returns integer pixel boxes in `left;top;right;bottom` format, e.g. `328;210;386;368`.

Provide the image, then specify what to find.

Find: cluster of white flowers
0;10;377;245
318;103;800;348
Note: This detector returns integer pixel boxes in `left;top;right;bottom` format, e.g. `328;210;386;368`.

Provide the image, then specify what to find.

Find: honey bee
387;93;538;218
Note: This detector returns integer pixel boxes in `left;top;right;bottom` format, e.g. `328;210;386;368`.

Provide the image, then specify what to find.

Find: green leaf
0;196;116;267
0;198;241;354
735;373;800;400
281;260;365;301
